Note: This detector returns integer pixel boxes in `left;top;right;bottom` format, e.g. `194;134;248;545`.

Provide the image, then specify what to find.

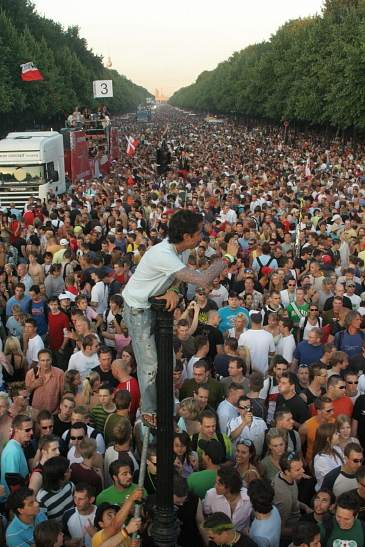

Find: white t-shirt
68;351;99;380
209;285;229;308
26;335;45;366
276;334;296;364
65;507;96;547
91;281;108;314
122;239;189;309
238;329;275;374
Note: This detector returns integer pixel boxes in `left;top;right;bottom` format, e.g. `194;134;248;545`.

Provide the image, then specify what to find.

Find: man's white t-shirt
91;281;108;314
238;329;275;374
122;239;189;309
276;334;296;364
68;351;99;380
26;335;45;366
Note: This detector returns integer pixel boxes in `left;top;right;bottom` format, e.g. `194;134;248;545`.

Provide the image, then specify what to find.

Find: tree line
0;0;151;133
170;1;365;131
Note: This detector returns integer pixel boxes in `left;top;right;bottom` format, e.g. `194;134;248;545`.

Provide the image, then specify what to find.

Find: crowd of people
0;105;365;546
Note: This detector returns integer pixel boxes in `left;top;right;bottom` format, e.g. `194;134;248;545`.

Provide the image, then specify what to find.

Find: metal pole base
151;508;179;546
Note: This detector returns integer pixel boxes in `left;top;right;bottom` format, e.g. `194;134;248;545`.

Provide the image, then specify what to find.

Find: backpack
299;316;323;341
191;432;227;459
256;256;274;278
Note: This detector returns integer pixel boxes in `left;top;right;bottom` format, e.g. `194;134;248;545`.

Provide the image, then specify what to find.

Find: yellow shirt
92;529;131;547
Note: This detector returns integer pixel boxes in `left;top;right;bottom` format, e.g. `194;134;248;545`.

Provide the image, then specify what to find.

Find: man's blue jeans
123;303;158;414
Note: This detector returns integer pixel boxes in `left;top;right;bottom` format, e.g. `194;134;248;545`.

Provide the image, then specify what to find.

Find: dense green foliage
170;0;365;129
0;0;151;132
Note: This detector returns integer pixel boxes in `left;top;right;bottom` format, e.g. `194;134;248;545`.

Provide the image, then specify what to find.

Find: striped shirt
36;481;74;521
90;405;115;433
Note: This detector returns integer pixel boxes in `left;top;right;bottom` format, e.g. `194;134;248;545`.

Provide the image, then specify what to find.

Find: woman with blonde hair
336;414;358;451
269;272;284;293
3;336;27;384
177;397;201;436
77;371;101;408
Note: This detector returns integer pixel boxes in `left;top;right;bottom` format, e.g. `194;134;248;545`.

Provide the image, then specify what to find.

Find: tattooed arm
175;258;227;288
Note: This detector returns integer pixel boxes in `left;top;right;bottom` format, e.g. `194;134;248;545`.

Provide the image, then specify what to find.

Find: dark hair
114;389;132;410
292;522;320;546
217;465;242;495
70;421;88;435
356;465;365;482
194;335;209;352
314;395;332;411
344;442;363;458
109;454;134;479
42;456;70;491
29;285;40;294
247;479;274;514
336;492;360;515
74;482;96;498
24;317;37;329
38;434;58;452
12;414;32;430
34;520;62;547
228;356;246;375
224;337;238;351
7;487;34;516
203;511;233;530
198;409;217;424
314;487;336;506
280;371;297;386
168;210;203;244
279;452;302;473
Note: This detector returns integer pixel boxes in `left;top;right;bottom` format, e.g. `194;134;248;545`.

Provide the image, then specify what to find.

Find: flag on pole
20;62;44;81
126;136;139;157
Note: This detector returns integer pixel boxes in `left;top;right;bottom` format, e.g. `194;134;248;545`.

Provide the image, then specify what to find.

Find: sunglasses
239;439;253;447
310;308;318;311
338;385;346;390
23;427;32;433
70;435;84;441
346;381;359;385
41;425;53;430
238;405;251;410
351;458;364;464
323;408;334;413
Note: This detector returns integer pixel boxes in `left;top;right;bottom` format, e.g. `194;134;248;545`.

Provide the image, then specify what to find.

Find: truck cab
0;131;66;207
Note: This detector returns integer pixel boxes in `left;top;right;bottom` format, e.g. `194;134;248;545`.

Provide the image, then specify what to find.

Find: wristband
121;527;129;539
168;287;180;294
223;253;234;264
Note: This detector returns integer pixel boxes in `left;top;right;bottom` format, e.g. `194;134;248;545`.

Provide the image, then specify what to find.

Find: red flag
126;136;139;156
20;62;44;81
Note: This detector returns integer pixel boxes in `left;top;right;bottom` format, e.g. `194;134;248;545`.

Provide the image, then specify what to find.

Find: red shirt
23;210;35;226
47;311;69;351
116;377;140;418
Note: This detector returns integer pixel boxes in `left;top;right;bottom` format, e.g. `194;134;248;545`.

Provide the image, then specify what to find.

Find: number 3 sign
93;80;113;98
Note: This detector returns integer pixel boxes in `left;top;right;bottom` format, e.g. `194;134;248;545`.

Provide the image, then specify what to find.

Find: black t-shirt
275;393;309;424
94;366;118;388
213;354;231;378
209;534;257;547
353;395;365;450
53;415;72;438
198;299;218;324
349;353;365;373
196;323;224;361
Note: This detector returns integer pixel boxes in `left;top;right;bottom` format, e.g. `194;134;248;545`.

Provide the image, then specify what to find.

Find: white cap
59;238;69;246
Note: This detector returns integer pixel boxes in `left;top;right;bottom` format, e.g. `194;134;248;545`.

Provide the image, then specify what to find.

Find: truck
0;123;120;207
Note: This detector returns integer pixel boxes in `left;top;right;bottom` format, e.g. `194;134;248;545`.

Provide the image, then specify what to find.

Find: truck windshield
0;165;45;184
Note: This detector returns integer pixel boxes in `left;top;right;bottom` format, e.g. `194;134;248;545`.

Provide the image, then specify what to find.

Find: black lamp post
149;297;178;547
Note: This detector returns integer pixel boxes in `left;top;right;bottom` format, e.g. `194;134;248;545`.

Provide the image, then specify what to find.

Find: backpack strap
191;433;198;452
335;329;345;350
321;515;334;547
288;430;297;452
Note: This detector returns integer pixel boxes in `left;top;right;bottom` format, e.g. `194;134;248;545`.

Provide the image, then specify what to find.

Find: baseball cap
59;291;76;302
94;503;119;529
59;238;69;246
321;254;332;265
95;267;113;279
198;439;225;465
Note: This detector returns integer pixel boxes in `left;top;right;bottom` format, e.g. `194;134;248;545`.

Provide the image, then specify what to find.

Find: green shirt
90;405;115;434
187;469;217;499
287;302;309;325
320;517;364;547
179;378;225;409
96;483;138;506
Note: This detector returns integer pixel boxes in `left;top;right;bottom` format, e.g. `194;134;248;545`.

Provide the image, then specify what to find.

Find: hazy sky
33;0;324;97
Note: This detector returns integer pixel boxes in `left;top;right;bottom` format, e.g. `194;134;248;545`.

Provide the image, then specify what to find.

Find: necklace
228;531;240;546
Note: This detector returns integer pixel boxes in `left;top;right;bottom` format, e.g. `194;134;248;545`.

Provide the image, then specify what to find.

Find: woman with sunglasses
234;439;261;487
313;422;344;491
299;304;323;341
